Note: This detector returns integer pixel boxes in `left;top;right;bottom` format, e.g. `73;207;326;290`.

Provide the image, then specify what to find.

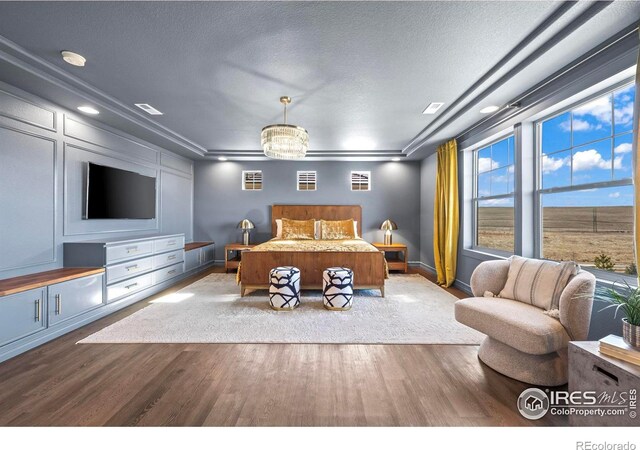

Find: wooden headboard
271;205;362;237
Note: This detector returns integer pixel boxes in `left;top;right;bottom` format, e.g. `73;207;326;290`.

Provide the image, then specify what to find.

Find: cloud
609;192;621;198
561;118;598;132
478;157;498;172
614;142;633;154
572;149;617;171
573;96;612;125
481;198;512;206
542;154;567;173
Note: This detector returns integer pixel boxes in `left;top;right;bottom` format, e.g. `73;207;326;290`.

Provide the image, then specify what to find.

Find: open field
477;206;635;273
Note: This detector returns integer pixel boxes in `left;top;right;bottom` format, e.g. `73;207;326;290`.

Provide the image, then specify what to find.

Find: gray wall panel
0;89;56;131
160;152;192;175
419;155;436;270
63;116;158;163
0;127;55;270
161;171;193;241
193;160;421;261
0;81;193;280
63;144;160;236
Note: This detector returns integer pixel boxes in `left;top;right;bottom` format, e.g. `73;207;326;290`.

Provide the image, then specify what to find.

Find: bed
239;205;387;297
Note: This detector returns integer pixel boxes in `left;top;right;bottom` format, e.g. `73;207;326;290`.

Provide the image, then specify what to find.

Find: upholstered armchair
454;259;596;386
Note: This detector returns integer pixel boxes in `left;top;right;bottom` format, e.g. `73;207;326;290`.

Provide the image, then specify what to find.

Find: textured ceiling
0;1;638;160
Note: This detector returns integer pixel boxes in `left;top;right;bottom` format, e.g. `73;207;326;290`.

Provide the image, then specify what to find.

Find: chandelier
261;96;309;160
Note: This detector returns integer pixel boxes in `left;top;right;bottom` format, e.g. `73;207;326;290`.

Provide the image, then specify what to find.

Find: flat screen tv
84;163;156;219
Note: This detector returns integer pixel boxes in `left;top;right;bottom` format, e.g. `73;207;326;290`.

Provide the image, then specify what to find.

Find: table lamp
237;219;255;245
380;219;398;245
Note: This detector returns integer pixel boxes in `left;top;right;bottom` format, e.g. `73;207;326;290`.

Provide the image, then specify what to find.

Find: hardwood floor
0;267;566;426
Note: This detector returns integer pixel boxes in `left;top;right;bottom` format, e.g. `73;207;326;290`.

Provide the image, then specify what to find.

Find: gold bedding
250;238;380;253
236;238;389;284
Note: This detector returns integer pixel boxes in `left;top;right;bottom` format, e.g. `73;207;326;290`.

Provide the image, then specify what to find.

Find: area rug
78;273;484;345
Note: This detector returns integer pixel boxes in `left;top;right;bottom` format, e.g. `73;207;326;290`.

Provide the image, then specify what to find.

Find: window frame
297;170;317;191
471;134;516;256
534;79;636;282
241;170;263;191
350;171;372;191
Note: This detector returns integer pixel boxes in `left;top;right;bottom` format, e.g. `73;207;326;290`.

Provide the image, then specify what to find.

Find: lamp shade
380;219;398;231
237;219;255;230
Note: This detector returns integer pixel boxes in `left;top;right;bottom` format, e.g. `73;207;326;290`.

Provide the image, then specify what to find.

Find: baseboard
409;261;436;274
453;279;472;295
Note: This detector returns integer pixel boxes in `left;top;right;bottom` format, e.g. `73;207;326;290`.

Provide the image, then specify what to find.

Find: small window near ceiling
297;171;317;191
351;171;371;191
242;170;262;191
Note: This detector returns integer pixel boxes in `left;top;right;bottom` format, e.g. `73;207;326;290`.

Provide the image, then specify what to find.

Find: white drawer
106;255;154;284
153;250;184;269
154;236;184;254
106;241;154;264
153;263;184;285
106;273;153;303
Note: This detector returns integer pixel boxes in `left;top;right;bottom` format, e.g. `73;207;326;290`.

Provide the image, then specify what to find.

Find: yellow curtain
433;139;459;287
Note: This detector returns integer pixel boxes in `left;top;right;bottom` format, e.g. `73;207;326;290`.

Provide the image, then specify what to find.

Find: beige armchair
454;259;596;386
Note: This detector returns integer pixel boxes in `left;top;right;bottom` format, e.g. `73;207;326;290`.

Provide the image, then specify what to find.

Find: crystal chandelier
261;96;309;160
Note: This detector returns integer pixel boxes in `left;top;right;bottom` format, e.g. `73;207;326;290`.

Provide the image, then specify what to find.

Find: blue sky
478;83;635;208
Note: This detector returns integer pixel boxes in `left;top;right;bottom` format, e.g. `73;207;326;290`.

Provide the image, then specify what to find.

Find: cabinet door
48;274;104;326
202;245;215;265
184;249;201;272
0;288;46;347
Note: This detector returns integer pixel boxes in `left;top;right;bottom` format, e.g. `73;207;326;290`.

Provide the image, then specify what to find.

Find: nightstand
225;243;256;273
372;243;408;273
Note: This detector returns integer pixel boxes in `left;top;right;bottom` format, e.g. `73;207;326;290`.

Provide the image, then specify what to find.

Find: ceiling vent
134;103;164;115
422;102;445;115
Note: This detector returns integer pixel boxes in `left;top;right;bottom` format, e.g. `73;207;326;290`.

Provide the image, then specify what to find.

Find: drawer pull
168;255;176;260
593;364;619;385
125;283;138;290
126;246;138;253
35;299;40;322
55;294;62;315
168;241;176;246
168;269;177;275
125;264;139;271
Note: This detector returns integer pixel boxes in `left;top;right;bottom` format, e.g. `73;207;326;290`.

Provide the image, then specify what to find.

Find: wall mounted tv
84;163;156;219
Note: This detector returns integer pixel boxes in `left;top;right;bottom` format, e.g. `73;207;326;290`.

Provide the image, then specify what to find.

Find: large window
473;135;515;253
537;83;635;275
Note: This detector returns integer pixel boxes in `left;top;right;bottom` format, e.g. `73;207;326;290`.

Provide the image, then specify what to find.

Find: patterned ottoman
269;266;301;310
322;267;354;311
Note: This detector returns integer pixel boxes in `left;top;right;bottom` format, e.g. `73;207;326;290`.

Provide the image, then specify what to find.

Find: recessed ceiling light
218;156;228;161
480;105;500;114
391;157;401;162
77;105;99;115
61;50;86;67
135;103;164;116
344;137;376;151
422;102;445;115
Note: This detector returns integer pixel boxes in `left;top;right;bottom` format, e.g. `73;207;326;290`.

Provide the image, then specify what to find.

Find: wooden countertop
0;268;105;297
185;241;214;252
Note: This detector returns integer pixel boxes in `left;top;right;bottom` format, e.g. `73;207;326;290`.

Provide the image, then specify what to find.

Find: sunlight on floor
150;292;194;304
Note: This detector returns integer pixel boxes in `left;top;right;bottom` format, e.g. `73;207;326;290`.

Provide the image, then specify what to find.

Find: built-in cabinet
0;288;46;348
47;274;103;326
65;234;187;303
0;234;215;363
0;271;104;361
185;243;215;273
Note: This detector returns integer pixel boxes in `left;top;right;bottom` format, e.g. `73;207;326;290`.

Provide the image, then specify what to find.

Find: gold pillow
321;219;356;240
281;218;316;240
